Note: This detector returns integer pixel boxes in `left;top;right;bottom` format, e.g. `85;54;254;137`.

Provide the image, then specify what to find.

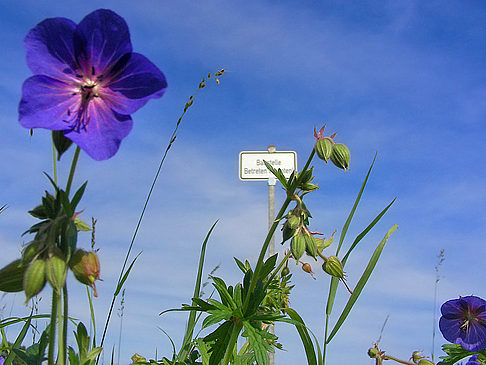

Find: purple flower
19;9;167;160
439;295;486;352
465;355;481;365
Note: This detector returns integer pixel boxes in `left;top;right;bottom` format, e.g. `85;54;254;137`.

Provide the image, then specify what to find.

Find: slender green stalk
221;323;243;365
243;149;315;311
59;285;68;365
48;290;59;365
52;143;58;185
220;149;316;365
382;355;416;365
56;289;64;365
65;146;81;196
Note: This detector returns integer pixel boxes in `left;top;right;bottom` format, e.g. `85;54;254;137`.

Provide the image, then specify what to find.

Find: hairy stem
48;290;59;365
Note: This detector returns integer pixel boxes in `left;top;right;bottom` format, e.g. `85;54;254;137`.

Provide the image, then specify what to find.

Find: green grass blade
326;225;398;343
284;308;317;365
336;153;377;257
177;221;218;361
114;251;142;296
4;311;32;365
322;154;377;363
341;198;396;265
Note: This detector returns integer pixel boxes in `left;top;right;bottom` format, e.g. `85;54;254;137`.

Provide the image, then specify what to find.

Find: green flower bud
21;241;42;264
322;256;344;278
367;347;379;359
45;252;67;291
301;182;319;191
304;233;317;258
315;137;334;162
330;143;350;171
70;249;100;297
282;222;296;244
287;215;301;230
281;266;290;276
290;233;306;261
417;360;435;365
23;258;47;301
411;351;424;364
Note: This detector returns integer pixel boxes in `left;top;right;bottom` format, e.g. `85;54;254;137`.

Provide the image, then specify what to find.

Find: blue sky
1;1;486;364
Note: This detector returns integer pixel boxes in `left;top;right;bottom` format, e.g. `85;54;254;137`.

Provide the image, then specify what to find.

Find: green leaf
234;258;248;273
202;312;231;329
438;344;486;365
74;218;92;232
326;225;398;343
60;189;73;217
52;130;73;160
203;321;234;365
283;308;317;365
86;347;103;361
259;254;278;281
212;277;237;310
244;279;265;317
70;181;88;211
4;311;32;365
241;322;275;365
263;160;288;188
0;259;25;293
74;322;90;361
341;198;396;265
114;251;142;296
68;347;80;365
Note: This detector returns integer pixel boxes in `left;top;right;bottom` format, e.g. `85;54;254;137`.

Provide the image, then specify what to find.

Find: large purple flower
19;9;167;160
439;295;486;352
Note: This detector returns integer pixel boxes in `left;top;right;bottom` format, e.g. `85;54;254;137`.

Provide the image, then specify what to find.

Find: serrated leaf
212;277;237;310
437;344;486;365
259;254;277;280
202;312;231;329
203;321;234;365
241;322;274;365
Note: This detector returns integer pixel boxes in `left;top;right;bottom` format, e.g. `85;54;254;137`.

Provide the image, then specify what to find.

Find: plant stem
48;290;59;365
243;149;315;311
52;142;58;185
220;149;316;365
221;323;243;365
383;355;416;365
65;146;81;196
59;285;68;365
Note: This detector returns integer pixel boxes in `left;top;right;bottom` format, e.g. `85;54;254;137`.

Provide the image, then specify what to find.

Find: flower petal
64;101;132;161
19;75;79;130
24;17;78;78
74;9;132;76
104;53;167;114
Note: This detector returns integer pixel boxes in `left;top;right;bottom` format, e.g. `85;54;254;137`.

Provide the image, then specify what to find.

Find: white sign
239;151;297;181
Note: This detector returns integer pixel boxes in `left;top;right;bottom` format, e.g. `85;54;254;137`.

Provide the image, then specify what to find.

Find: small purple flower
19;9;167;160
439;295;486;352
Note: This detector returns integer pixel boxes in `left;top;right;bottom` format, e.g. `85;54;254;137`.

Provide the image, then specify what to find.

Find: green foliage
438;344;486;365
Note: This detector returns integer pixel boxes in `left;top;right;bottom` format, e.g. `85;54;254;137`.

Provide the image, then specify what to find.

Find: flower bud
322;256;344;278
287;215;301;230
290;233;306;261
281;266;290;276
330;143;350;171
21;241;41;264
23;258;47;301
411;351;424;364
70;249;100;296
315;137;334;162
367;347;379;359
304;233;317;258
45;252;67;291
417;360;435;365
302;263;312;274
